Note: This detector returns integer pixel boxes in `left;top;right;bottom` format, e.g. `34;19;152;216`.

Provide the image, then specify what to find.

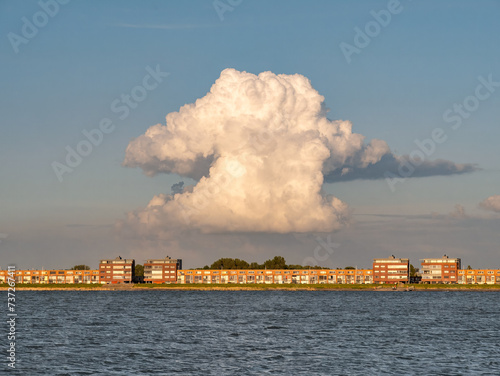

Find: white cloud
120;68;476;237
479;195;500;213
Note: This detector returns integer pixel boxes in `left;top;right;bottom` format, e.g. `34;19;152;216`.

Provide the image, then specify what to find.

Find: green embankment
2;283;500;290
410;283;500;290
0;283;104;289
132;283;377;290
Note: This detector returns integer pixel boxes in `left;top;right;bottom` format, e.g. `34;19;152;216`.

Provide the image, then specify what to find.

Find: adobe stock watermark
339;0;408;64
6;265;16;369
7;0;70;54
213;0;242;21
302;234;340;267
385;74;499;192
52;65;169;182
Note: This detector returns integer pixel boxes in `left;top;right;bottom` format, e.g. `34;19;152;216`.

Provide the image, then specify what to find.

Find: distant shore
2;283;500;291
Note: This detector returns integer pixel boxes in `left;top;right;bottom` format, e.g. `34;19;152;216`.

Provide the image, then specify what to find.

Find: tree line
200;256;335;270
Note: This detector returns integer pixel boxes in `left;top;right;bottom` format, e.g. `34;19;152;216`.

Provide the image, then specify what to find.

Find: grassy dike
2;283;500;291
133;283;378;290
0;283;106;290
409;283;500;290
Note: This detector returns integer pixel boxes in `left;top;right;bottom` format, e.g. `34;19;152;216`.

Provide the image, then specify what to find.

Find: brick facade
373;256;409;284
99;256;135;284
177;269;373;284
144;256;182;283
421;255;461;284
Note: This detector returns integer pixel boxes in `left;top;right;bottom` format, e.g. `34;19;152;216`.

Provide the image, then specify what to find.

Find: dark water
6;291;500;375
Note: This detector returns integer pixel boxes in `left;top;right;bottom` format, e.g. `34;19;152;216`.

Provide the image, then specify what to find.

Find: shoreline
3;284;500;291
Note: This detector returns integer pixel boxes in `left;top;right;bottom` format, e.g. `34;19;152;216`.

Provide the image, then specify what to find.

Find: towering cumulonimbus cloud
119;68;476;237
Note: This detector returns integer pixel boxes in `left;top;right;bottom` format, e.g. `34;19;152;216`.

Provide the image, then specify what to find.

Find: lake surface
8;291;500;375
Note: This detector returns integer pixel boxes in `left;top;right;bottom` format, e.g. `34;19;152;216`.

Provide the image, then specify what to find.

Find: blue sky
1;0;499;269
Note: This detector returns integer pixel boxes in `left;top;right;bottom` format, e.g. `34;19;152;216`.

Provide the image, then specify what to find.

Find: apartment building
177;269;373;284
144;256;182;283
421;255;461;284
0;269;100;284
373;256;409;283
2;253;499;286
458;269;500;284
99;256;135;284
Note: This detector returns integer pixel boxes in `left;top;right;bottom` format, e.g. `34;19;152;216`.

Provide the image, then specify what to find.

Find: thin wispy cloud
113;23;216;30
356;205;500;222
354;213;431;220
65;224;112;229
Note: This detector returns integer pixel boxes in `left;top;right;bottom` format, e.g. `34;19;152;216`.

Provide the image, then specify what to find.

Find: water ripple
9;290;500;375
